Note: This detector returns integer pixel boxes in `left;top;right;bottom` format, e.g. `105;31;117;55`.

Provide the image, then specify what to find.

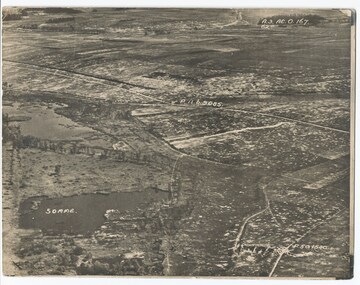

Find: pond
3;102;94;140
19;189;169;235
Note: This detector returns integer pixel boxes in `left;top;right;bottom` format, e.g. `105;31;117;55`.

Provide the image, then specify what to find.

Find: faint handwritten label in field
173;99;223;108
290;244;330;252
259;17;310;26
45;208;76;214
241;243;333;256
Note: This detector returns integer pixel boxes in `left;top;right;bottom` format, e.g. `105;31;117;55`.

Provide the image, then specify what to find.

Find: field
2;8;353;277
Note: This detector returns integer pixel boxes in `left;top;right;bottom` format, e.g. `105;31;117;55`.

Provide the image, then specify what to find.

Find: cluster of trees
3;115;21;143
76;255;161;275
2;8;27;21
46;17;75;24
24;8;82;14
4;123;175;169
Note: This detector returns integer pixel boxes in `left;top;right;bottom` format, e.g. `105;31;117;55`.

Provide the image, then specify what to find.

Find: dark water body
19;190;169;235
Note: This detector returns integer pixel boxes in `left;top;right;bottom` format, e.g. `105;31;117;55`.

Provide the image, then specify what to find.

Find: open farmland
2;8;353;278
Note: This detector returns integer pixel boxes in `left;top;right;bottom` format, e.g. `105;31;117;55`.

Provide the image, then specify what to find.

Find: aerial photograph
2;8;354;278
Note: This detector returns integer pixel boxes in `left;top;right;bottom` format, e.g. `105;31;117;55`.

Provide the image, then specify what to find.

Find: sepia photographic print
1;7;355;278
